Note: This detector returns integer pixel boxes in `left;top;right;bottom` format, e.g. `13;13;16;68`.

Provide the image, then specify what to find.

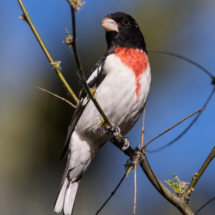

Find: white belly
75;54;151;152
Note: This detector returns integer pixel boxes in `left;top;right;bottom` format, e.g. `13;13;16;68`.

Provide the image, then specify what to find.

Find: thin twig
67;3;126;145
133;164;137;215
148;49;215;79
141;107;146;148
142;108;204;150
17;0;78;103
186;147;215;195
95;173;127;215
36;86;76;108
195;197;215;214
146;86;215;153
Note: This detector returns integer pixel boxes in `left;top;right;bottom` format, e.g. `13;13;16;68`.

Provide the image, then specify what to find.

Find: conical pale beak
100;18;119;33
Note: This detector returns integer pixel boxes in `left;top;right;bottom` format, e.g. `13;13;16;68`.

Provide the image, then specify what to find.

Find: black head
100;12;147;53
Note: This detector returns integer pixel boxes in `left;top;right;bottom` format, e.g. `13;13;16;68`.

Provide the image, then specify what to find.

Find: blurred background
1;0;215;214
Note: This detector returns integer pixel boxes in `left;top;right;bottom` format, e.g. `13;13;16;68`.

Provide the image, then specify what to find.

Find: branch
115;146;195;215
95;173;126;215
186;147;215;196
67;2;126;145
142;109;204;151
195;197;215;214
17;0;78;103
36;86;76;108
133;164;137;215
148;49;215;80
97;141;196;215
66;0;85;11
141;107;146;148
103;139;196;215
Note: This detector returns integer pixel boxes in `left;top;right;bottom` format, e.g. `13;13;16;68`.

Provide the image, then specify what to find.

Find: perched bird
54;12;151;215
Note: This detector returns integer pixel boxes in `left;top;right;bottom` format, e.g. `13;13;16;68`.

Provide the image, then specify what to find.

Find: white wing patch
87;65;101;83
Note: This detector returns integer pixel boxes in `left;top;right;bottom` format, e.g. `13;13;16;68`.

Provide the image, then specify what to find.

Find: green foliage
124;160;134;177
165;174;189;194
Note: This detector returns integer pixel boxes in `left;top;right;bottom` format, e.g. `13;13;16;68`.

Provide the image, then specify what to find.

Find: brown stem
142;109;204;151
141;107;146;148
133;164;137;215
138;150;194;215
36;87;75;108
104;134;196;215
113;146;195;215
186;147;215;195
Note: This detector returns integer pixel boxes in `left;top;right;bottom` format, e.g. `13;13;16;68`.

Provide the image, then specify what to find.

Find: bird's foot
102;123;121;137
110;137;130;151
122;137;130;151
111;124;121;136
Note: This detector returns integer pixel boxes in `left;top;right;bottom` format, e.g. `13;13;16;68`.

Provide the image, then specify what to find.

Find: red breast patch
114;47;149;99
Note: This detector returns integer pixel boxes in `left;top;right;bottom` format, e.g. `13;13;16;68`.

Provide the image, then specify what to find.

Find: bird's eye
122;18;129;25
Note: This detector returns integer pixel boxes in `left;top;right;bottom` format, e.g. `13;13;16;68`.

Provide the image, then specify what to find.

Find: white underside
70;53;151;169
54;53;151;215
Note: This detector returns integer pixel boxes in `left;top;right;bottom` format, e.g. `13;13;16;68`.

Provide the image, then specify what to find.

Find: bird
53;12;151;215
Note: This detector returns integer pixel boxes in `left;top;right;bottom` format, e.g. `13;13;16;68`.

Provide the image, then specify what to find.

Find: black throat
106;31;147;53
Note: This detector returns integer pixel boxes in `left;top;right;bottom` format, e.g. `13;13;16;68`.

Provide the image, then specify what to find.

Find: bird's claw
102;123;120;137
111;124;121;136
110;137;130;151
122;137;130;151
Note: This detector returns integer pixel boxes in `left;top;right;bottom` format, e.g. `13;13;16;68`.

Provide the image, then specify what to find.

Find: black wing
59;99;89;161
59;53;110;162
79;53;108;98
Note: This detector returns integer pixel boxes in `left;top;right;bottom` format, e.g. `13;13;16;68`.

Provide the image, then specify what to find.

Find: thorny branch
17;0;78;103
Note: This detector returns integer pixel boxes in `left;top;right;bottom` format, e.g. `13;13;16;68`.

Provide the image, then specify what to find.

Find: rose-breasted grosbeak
54;12;151;215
